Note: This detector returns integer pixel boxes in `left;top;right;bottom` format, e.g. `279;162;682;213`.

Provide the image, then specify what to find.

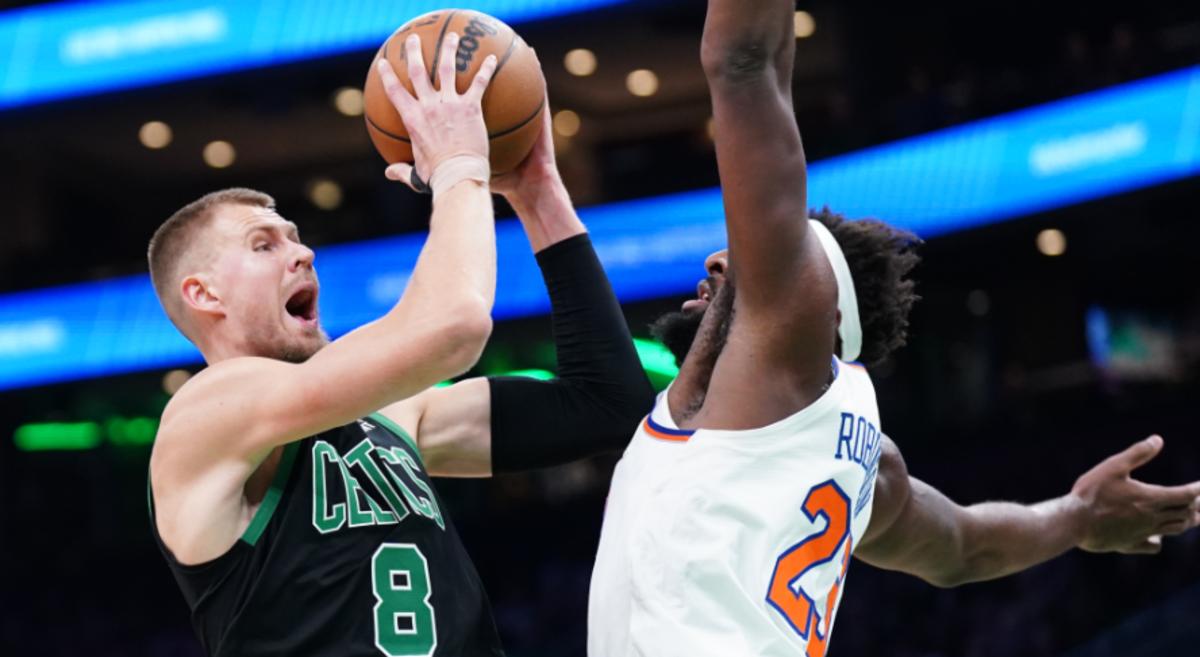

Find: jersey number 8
372;543;437;656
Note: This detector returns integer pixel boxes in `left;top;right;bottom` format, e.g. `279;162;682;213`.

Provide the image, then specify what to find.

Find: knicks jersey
588;359;883;657
150;414;504;657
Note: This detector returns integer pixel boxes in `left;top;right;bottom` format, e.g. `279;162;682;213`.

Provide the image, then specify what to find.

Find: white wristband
430;154;491;198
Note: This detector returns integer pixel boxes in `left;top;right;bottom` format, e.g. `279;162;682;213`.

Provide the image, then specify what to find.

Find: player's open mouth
285;285;319;325
682;279;714;312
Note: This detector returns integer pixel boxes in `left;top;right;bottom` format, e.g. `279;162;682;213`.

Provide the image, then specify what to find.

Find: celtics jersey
149;414;504;657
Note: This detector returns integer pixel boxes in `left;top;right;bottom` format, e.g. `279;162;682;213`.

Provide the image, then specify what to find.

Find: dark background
2;1;1199;655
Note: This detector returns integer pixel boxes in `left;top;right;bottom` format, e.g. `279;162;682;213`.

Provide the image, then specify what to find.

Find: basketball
363;9;546;175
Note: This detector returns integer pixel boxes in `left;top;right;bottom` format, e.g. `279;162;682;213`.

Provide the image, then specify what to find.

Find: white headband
808;219;862;362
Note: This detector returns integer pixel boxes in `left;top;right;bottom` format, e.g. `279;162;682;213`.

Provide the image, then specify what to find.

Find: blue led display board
0;0;631;110
0;65;1198;390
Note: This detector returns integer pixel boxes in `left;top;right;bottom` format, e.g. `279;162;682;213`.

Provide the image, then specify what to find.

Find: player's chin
279;335;328;364
301;325;330;350
281;317;328;351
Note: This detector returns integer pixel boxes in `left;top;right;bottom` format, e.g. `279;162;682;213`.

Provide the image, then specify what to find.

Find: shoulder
159;357;293;429
859;435;912;546
877;435;907;479
875;436;910;507
162;358;267;416
152;358;287;476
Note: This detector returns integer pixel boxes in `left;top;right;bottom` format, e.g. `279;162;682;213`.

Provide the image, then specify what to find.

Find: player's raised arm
388;106;656;476
700;0;835;363
856;436;1200;587
154;35;499;498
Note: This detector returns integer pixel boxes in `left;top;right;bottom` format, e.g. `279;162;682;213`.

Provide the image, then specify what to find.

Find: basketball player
587;2;1200;656
148;33;652;656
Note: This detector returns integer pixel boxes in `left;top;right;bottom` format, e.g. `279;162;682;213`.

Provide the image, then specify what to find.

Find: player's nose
704;249;728;277
291;243;315;271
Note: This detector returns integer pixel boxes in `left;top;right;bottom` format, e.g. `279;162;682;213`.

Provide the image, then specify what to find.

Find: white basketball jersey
588;359;883;657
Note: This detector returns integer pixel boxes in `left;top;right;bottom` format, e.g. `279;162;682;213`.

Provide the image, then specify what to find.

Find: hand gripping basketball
376;32;497;193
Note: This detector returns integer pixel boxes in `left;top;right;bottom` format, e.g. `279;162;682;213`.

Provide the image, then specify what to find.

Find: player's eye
254;242;273;252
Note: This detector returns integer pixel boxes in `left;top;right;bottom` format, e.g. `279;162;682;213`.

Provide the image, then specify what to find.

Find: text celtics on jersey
311;419;445;533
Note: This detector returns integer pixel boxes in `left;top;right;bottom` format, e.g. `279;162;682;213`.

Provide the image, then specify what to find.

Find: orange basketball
363;9;546;175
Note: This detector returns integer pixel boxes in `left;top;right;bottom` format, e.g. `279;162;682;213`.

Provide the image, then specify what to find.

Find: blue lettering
835;413;854;460
834;413;882;472
855;417;868;463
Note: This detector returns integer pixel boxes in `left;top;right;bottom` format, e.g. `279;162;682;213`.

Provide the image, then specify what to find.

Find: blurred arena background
2;0;1199;655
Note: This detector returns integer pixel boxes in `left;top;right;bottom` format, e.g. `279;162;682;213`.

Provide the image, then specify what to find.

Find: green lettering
339;457;376;528
345;439;407;525
382;447;444;530
311;441;346;534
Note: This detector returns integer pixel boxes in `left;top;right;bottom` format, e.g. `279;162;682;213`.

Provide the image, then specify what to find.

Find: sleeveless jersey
588;359;883;657
150;414;504;657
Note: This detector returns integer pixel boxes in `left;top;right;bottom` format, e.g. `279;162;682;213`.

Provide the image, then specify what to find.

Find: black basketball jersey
149;414;505;657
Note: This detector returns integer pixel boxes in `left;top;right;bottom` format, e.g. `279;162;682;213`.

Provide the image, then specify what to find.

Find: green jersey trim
241;441;301;546
368;413;425;466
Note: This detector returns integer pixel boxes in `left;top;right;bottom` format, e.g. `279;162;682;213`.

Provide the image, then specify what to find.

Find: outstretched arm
388;106;656;477
857;436;1200;587
698;0;837;400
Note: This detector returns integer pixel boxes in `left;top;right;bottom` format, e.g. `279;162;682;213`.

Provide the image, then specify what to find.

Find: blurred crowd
804;21;1199;161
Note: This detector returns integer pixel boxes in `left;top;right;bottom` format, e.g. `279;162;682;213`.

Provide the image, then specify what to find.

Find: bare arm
701;1;833;345
152;34;499;561
691;0;837;425
492;105;586;251
857;436;1200;587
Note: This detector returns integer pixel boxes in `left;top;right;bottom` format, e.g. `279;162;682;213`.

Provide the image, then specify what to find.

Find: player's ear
181;273;223;317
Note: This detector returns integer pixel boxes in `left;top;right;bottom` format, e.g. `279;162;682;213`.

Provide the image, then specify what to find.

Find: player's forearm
700;0;795;81
416;179;497;308
504;169;585;252
387;179;496;372
946;495;1089;586
488;234;654;472
699;0;810;311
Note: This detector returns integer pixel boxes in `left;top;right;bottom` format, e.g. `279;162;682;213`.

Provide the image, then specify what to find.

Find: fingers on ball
468;55;499;102
439;33;460;96
406;35;433;96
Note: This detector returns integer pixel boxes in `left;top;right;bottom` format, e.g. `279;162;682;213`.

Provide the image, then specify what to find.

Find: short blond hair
148;188;275;335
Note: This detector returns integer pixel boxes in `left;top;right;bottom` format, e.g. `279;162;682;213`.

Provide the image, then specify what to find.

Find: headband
808;219;862;362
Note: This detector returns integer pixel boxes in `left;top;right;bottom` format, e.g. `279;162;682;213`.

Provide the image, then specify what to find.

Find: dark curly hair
812;207;922;368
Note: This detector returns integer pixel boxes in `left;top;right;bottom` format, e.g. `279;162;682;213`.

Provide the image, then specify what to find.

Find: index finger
1134;479;1200;509
376;58;417;114
437;32;460;99
405;33;434;98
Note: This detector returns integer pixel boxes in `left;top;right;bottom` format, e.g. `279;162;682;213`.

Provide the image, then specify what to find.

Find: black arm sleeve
489;233;656;473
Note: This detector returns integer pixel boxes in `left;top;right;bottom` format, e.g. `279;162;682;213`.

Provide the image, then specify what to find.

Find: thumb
385;163;411;182
1113;435;1164;473
386;163;430;194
